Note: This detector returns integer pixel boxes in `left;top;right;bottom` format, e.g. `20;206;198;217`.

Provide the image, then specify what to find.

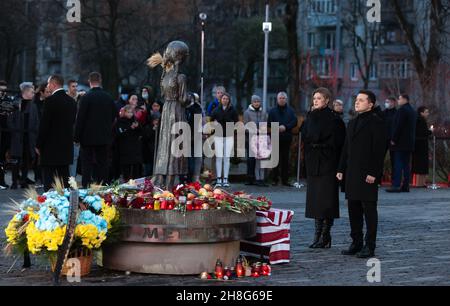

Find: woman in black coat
302;87;346;249
412;106;432;187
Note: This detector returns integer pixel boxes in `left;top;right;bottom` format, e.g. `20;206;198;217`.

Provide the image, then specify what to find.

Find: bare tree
391;0;450;114
281;0;302;113
342;0;381;89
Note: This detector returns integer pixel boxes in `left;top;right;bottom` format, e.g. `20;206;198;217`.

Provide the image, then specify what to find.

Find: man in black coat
382;97;397;178
74;72;117;188
268;92;298;186
36;75;77;191
337;90;387;258
386;94;417;192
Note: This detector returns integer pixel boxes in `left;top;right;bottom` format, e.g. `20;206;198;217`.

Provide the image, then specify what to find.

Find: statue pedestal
102;209;256;275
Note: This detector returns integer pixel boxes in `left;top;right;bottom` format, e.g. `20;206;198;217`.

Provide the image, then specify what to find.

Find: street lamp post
199;13;207;111
262;1;272;112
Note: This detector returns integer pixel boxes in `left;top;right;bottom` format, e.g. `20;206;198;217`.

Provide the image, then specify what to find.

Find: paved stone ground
1;181;449;286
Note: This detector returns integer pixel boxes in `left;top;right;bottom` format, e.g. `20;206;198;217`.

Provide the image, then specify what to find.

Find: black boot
309;219;323;248
341;241;363;255
356;245;375;258
316;218;333;248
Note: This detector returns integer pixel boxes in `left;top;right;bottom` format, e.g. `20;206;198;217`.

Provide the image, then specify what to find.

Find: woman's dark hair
221;92;232;104
400;94;410;102
312;87;332;104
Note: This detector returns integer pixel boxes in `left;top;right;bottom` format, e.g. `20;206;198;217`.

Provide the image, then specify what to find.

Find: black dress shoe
356;246;375;258
10;183;18;190
401;186;410;192
386;187;402;193
341;242;363;255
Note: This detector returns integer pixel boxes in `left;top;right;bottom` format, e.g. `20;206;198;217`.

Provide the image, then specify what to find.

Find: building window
379;60;411;79
350;63;358;81
308;33;316;49
310;0;336;14
325;32;335;50
313;57;332;78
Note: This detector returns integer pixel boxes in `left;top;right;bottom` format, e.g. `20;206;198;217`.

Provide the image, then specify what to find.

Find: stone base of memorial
102;208;256;275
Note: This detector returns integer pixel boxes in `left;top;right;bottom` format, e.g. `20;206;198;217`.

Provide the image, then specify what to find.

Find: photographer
0;80;12;189
7;82;40;189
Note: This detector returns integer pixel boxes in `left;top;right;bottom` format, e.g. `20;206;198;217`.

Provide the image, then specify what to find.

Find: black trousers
41;165;69;192
81;145;109;188
348;200;378;250
121;164;141;182
272;138;291;183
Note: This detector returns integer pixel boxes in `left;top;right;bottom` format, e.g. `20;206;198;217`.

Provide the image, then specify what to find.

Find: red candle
186;201;193;211
160;199;167;210
261;263;271;276
215;259;224;279
235;258;244;278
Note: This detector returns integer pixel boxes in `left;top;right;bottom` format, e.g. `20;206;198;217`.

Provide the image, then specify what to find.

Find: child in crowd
115;105;143;182
250;123;272;186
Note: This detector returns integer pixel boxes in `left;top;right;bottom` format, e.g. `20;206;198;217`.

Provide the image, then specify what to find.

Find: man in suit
36;75;77;191
386;94;417;193
75;72;117;188
337;90;387;258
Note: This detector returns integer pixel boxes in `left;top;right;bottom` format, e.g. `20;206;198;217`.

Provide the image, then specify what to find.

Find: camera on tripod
0;90;20;115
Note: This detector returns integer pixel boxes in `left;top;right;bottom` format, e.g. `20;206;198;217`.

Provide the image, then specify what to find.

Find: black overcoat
338;110;387;202
412;116;431;174
36;90;77;166
303;107;346;219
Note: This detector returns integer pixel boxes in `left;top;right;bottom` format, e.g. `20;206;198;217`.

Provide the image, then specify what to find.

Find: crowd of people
0;74;435;261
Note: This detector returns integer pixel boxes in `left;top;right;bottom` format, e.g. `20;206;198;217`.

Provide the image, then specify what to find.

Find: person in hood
114;105;143;182
243;95;268;186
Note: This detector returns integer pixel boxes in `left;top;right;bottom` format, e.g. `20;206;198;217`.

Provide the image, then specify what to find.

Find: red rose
130;197;145;209
37;196;46;203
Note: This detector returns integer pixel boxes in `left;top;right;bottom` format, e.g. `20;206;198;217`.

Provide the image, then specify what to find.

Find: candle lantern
261;263;271;276
235;257;244;278
224;266;232;279
215;259;224;279
186;200;193;211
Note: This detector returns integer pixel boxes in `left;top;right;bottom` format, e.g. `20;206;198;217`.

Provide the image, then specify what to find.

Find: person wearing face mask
302;87;346;249
382;97;398;178
116;87;132;113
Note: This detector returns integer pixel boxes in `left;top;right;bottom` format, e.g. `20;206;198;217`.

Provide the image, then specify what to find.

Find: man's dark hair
88;72;102;84
0;80;7;87
358;89;376;105
400;94;410;102
417;106;428;114
68;79;78;86
49;75;64;87
37;83;47;93
387;96;397;102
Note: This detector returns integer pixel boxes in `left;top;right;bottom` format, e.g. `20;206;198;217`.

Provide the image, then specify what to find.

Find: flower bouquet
104;178;272;214
4;182;119;276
